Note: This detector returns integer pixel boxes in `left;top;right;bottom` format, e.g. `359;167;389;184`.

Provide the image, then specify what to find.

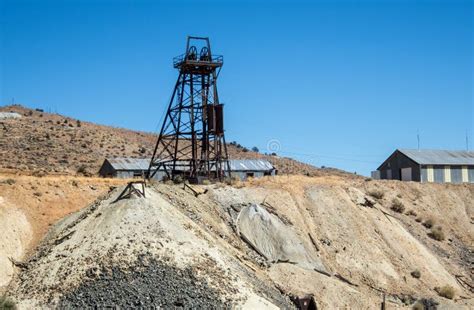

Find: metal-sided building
228;159;276;180
98;158;151;179
373;149;474;183
99;158;276;181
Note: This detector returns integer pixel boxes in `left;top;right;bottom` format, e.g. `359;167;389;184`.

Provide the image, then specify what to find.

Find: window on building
450;166;462;183
421;166;428;182
433;165;444;183
469;166;474;183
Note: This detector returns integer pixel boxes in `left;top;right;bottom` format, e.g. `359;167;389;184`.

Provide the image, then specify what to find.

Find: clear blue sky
1;0;472;175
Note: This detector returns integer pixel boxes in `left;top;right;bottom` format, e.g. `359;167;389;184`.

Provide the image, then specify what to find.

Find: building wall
116;171;134;178
103;168;271;181
469;166;474;183
231;171;267;181
421;165;471;183
98;160;117;177
151;170;167;181
450;166;462;183
433;165;445;183
462;166;469;182
378;151;421;181
421;165;435;182
379;152;474;184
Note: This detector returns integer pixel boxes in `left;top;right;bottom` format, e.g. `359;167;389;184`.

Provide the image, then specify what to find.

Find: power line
271;149;380;164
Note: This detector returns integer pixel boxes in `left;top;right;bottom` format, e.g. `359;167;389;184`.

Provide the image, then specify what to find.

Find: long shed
374;149;474;183
99;158;276;181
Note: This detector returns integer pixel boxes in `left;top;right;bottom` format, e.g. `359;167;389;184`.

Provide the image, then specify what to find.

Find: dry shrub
391;198;405;213
429;226;445;241
412;301;423;310
1;178;16;185
368;189;384;200
415;217;422;223
435;285;455;299
406;210;417;216
0;295;16;309
423;218;435;228
77;165;87;174
173;175;184;184
410;269;421;279
32;170;46;177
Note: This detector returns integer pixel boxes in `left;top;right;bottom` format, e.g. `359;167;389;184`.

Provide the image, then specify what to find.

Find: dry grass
391;198;405;213
368;189;385;200
410;269;421;279
0;178;16;185
423;218;435;228
405;210;417;216
0;295;16;310
436;285;455;299
412;301;424;310
428;226;445;241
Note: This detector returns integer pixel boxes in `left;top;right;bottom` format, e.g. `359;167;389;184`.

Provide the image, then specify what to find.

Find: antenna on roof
417;129;420;151
466;130;469;151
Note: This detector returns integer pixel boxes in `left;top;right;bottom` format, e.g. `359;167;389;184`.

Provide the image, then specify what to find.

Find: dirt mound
59;256;231;308
0;203;31;289
9;185;289;308
0;174;128;293
5;175;473;309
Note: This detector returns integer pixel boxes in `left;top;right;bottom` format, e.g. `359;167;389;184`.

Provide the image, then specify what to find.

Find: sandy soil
2;175;473;309
0;174;128;292
8;185;288;308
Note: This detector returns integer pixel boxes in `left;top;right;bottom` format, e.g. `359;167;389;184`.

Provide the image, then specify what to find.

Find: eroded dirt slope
5;176;473;309
0;174;128;293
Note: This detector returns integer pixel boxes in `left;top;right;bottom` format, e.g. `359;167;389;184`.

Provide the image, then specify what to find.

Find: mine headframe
147;36;230;183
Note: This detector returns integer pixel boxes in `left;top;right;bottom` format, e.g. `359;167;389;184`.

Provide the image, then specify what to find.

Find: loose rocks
59;256;232;309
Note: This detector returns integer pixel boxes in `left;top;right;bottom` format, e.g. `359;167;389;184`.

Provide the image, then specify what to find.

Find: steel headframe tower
147;36;230;183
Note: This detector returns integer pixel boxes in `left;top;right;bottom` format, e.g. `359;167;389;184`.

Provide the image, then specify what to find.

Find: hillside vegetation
0;105;344;177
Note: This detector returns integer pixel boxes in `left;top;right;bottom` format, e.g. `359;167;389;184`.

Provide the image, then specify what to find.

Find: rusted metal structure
147;36;230;183
113;181;146;203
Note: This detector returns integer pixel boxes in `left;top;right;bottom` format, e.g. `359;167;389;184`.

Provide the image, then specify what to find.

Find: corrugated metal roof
107;158;150;170
0;112;22;119
105;158;274;172
398;149;474;165
228;159;274;171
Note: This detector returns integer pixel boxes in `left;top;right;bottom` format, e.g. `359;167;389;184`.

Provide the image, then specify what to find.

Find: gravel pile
59;256;232;309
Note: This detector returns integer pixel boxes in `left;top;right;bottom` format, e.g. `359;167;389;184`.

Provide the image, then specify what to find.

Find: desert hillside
0;104;344;177
1;104;472;309
1;174;473;308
